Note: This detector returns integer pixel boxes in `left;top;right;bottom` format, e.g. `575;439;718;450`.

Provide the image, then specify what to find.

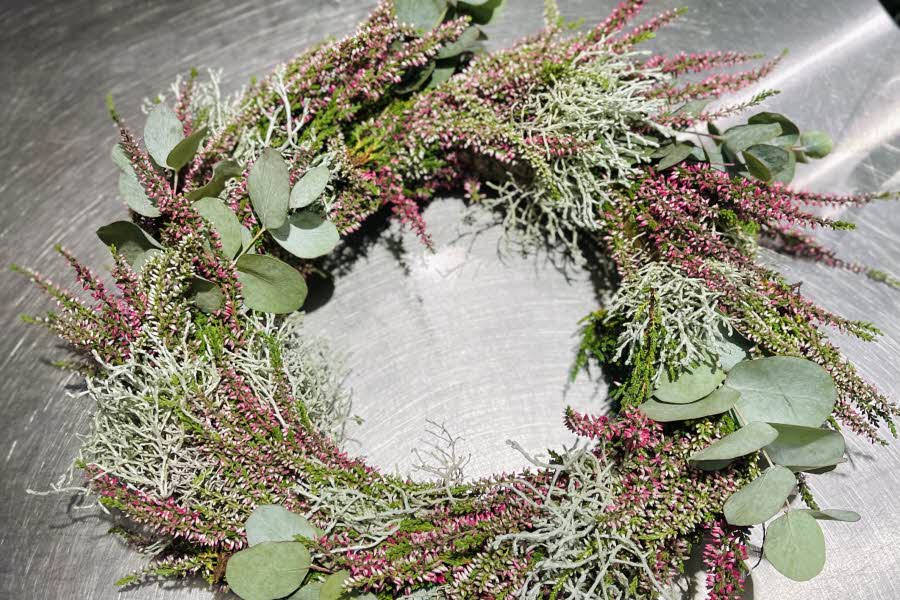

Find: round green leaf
803;509;860;522
320;570;350;600
428;59;457;88
167;126;208;171
236;254;308;314
723;123;782;154
248;148;290;230
763;423;845;471
639;385;739;423
271;212;340;259
246;505;320;546
225;541;310;600
656;143;695;170
458;0;505;25
728;357;836;427
186;159;243;201
144;104;184;169
799;131;833;158
193;197;242;258
290;165;331;209
96;221;163;270
118;171;161;218
436;25;481;59
748;112;800;146
653;363;726;404
744;144;794;183
690;421;779;464
187;277;224;313
724;465;796;526
395;0;447;33
287;583;322;600
764;510;826;581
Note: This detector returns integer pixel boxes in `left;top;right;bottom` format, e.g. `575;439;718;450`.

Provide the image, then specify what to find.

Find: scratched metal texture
1;1;898;598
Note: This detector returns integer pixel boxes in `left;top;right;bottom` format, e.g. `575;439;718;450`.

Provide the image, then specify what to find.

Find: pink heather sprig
648;53;783;103
703;520;749;600
645;51;764;75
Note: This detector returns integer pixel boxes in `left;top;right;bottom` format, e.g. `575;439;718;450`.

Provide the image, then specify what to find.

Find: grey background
1;0;898;598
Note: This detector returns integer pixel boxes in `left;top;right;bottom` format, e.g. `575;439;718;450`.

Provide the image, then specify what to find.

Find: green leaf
458;0;505;25
690;421;779;464
656;143;695;170
248;148;290;230
436;25;481;59
186;159;243;201
193;197;242;258
764;510;826;581
803;509;860;522
118;171;161;218
320;570;349;600
187;277;224;313
271;212;340;259
744;144;795;183
763;423;845;471
711;326;751;372
728;357;836;427
395;0;447;33
236;254;307;314
286;583;322;600
397;61;436;94
723;123;782;154
653;363;726;404
96;221;163;270
428;60;457;88
724;465;796;526
290;165;330;209
748;112;800;146
111;143;132;172
639;385;739;423
225;541;310;600
241;226;256;254
144;104;184;169
799;130;833;158
246;505;320;546
166;126;208;171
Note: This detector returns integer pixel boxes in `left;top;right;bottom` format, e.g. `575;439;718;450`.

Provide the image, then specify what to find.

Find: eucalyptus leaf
639;385;739;423
290;165;330;209
186;159;243;201
690;421;779;464
458;0;505;25
271;212;340;260
436;25;481;59
428;60;457;88
397;61;436;94
248;148;290;230
799;130;833;158
187;277;224;313
246;505;320;546
193;197;242;258
395;0;447;33
320;570;350;600
764;510;826;581
711;326;751;371
656;143;695;170
286;583;322;600
724;465;796;526
803;509;860;522
225;541;310;600
119;171;161;218
744;144;794;183
111;143;132;172
240;226;256;254
236;254;308;314
728;357;836;427
96;221;163;270
144;104;184;169
723;123;782;154
748;112;800;146
167;126;208;171
763;423;845;471
653;363;726;404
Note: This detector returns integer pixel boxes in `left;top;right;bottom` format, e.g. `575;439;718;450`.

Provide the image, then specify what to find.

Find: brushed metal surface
1;1;898;599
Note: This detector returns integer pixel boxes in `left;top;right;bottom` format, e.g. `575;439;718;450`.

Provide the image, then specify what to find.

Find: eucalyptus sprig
640;349;860;583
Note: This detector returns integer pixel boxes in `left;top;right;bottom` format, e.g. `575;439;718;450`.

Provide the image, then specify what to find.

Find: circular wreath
18;1;899;599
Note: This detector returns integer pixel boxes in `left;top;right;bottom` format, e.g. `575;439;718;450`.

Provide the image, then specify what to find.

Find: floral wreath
17;1;900;599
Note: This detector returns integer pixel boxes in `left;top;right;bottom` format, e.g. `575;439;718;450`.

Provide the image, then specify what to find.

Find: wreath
17;1;900;599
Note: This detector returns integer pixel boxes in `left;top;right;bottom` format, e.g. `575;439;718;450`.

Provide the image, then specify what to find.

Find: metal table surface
1;1;898;598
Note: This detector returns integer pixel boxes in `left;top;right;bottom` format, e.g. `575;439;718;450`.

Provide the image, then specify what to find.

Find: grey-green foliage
96;221;163;271
245;504;321;546
144;103;208;171
225;541;311;600
236;254;308;314
112;144;161;218
480;49;666;262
